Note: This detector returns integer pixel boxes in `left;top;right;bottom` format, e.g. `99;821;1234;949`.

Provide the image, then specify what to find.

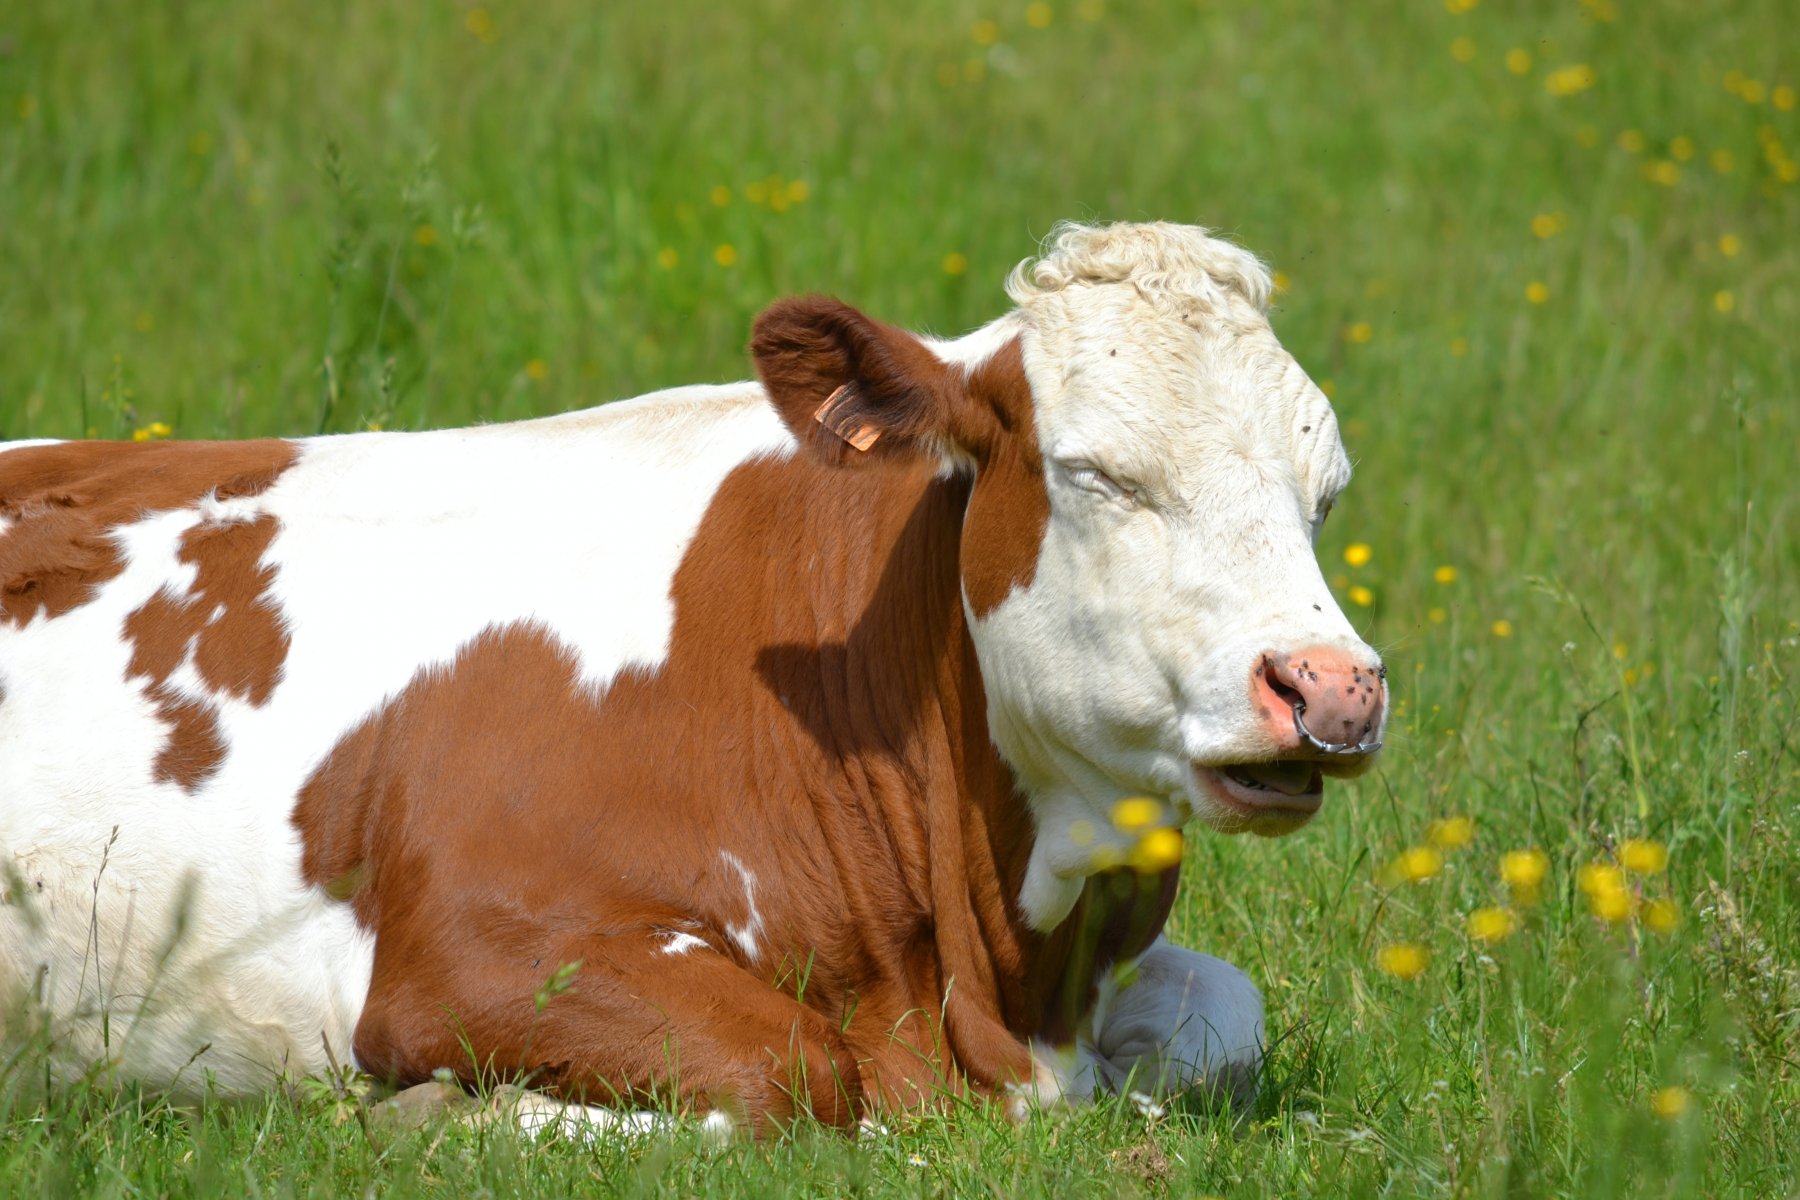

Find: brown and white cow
0;222;1384;1137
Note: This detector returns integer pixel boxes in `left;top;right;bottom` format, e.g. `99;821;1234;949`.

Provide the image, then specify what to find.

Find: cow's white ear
751;296;990;466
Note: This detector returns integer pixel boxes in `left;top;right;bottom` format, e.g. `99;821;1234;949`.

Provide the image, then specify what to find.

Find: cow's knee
1094;939;1264;1104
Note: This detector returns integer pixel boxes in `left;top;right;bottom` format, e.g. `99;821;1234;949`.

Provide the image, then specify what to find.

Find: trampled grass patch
2;0;1796;1195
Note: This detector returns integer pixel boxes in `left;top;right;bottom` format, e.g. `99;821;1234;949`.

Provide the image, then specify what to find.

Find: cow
0;222;1385;1138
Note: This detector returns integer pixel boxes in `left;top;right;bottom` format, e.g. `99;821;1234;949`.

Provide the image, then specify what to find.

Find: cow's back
0;385;791;1094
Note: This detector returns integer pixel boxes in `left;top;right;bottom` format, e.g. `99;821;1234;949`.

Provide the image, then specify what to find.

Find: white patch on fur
659;932;707;956
718;851;765;963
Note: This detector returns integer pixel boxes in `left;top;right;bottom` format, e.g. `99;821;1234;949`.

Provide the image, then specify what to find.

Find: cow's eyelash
1064;463;1137;504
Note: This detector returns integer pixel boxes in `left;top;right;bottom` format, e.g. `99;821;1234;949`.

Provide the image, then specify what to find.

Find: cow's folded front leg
1089;937;1264;1107
351;926;864;1138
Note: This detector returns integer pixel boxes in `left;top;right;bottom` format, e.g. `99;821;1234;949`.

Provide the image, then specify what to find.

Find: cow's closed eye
1063;462;1138;505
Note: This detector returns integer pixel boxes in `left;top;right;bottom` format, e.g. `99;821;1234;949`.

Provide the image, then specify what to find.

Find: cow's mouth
1195;761;1324;818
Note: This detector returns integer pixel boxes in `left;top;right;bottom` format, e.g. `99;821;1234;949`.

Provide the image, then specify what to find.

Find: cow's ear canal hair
751;295;972;466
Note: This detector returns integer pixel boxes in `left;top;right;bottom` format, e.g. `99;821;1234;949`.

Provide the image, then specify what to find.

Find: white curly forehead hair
1006;221;1275;326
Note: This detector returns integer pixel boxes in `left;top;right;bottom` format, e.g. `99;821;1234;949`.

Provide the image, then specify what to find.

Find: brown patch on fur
120;513;291;790
958;340;1050;618
0;439;296;627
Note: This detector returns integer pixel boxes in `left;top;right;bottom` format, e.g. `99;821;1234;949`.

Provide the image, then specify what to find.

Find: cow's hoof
368;1079;480;1140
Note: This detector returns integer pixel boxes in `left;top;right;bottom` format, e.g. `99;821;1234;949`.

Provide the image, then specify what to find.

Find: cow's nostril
1263;658;1305;714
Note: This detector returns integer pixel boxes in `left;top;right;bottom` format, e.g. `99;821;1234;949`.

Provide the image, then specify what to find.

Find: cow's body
1;223;1383;1134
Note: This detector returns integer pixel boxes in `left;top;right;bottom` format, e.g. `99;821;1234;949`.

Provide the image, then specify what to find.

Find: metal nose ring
1293;703;1383;756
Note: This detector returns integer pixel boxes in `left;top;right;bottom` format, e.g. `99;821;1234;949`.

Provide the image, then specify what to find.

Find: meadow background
2;0;1797;1195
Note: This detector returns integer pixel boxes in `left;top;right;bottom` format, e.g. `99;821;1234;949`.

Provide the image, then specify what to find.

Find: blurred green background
2;1;1797;1196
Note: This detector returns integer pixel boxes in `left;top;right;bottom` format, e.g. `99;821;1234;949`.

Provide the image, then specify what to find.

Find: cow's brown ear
751;296;993;465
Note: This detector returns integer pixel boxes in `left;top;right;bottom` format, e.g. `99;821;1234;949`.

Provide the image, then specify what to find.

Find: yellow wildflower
1619;838;1668;874
656;247;679;270
1376;943;1430;980
1077;0;1105;19
1775;84;1797;112
525;359;549;382
1025;2;1053;29
464;7;495;43
1642;897;1680;935
1272;271;1290;293
1544;64;1596;96
1467;906;1518;944
1111;797;1163;832
942;252;968;276
1348;585;1374;608
1395;845;1444;883
1577;862;1625;896
1669;135;1695;161
1530;212;1564;238
1426;816;1474;850
971;18;1000;45
1719;233;1741;257
785;179;810;204
1617;129;1645;154
1449;337;1469;357
1505;48;1532;76
1130;827;1184;874
1714;290;1736;314
1711;148;1736;173
744;179;769;205
1491;619;1514;637
1525;281;1549;304
413;224;438;247
713;243;738;267
1428;607;1448;624
1590;886;1633;923
708;184;731;207
1650;1086;1690;1119
1346;321;1373;344
1450;37;1477;63
1500;848;1549;893
1434;565;1458;585
1344;543;1372;567
1643;160;1680;186
1740;79;1766;105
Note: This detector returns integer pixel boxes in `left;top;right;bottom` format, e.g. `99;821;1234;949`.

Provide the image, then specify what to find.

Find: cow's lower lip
1194;764;1325;817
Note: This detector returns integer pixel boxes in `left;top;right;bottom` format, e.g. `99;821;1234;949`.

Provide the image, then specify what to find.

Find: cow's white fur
2;222;1365;1126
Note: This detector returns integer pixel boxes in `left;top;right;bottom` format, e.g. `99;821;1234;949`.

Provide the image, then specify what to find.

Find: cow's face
753;223;1386;928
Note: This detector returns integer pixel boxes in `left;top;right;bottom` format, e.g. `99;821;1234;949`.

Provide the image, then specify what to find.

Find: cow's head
753;222;1385;928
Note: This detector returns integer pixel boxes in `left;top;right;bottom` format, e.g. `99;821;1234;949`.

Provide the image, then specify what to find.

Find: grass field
3;0;1798;1195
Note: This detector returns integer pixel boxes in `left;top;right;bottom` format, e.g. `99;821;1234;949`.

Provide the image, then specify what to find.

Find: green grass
3;0;1798;1195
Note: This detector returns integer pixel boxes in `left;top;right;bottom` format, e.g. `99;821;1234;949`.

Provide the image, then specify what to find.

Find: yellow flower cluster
131;421;173;442
1084;797;1185;874
1380;815;1474;887
1576;839;1678;931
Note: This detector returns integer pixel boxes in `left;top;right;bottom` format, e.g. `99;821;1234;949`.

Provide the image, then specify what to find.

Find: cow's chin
1188;763;1325;837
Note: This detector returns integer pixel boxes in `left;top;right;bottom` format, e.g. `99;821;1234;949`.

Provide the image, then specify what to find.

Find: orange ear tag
813;384;882;452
